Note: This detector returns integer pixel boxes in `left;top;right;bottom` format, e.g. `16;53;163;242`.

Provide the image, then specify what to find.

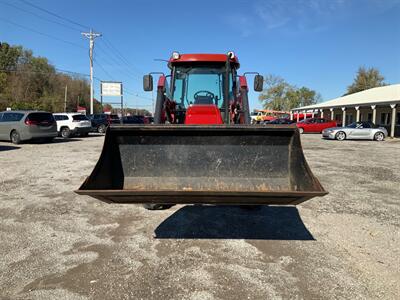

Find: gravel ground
0;134;399;299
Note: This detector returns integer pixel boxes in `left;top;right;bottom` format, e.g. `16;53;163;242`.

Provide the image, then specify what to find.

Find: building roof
291;84;400;111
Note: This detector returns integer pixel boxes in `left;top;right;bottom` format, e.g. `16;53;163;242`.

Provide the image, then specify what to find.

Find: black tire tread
143;204;174;210
10;130;21;144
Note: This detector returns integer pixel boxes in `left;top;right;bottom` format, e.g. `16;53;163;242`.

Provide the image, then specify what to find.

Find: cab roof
168;53;240;68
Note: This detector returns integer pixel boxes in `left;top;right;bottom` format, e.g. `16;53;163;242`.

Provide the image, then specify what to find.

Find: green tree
346;67;386;95
0;42;22;71
0;41;92;112
103;103;113;112
258;75;291;110
124;107;152;116
258;75;320;110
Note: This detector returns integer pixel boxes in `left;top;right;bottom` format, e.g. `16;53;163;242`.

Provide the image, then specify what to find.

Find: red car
296;118;337;133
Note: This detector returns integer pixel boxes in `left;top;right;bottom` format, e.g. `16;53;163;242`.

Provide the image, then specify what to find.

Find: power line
0;67;90;78
0;17;86;49
0;1;81;32
94;58;115;81
3;1;146;101
102;37;143;75
96;44;139;79
124;89;153;101
56;68;90;77
7;0;142;79
125;104;153;108
18;0;89;30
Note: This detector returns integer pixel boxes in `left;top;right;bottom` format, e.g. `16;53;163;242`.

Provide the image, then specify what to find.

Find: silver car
322;121;388;141
0;111;58;144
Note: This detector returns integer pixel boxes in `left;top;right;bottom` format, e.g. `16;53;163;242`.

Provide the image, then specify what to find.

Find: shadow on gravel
0;145;20;151
26;138;82;144
155;205;314;240
52;138;82;143
83;133;105;137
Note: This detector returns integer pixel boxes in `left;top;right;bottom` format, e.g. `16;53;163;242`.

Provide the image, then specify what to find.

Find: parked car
88;114;120;133
122;115;145;124
53;113;92;138
263;118;294;125
322;121;388;141
0;111;57;144
296;118;337;133
144;116;154;124
250;112;259;124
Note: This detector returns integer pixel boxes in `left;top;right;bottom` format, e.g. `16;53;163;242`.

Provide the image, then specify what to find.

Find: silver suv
0;111;58;144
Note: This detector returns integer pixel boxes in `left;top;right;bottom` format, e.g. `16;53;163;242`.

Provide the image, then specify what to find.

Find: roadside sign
101;82;122;96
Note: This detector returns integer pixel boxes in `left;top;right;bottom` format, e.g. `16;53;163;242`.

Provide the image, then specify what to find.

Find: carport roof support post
330;108;334;121
355;106;360;122
320;109;324;119
390;104;397;138
303;111;307;120
371;105;377;124
342;107;346;127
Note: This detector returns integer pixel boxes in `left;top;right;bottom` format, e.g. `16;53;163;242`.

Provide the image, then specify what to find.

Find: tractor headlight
172;51;180;60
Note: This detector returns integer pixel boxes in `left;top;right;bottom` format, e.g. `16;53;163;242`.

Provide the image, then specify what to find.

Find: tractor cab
143;52;263;125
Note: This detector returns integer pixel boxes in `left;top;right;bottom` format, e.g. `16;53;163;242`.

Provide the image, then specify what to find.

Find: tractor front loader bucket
76;125;327;205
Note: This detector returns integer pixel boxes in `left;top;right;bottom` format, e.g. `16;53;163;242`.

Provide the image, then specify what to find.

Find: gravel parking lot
0;134;399;299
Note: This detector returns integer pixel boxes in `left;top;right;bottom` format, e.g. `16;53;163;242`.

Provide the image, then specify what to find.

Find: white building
290;84;400;138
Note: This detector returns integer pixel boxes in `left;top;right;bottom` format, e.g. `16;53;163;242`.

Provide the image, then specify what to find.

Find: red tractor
77;52;327;209
144;52;262;126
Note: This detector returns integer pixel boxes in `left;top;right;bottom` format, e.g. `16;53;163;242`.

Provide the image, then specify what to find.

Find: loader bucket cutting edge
75;125;327;205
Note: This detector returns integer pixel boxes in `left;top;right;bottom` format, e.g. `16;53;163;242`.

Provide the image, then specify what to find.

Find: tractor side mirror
143;74;153;91
254;75;264;92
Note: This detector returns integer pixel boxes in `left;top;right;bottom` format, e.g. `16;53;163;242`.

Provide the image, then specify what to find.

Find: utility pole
64;85;67;112
81;29;102;114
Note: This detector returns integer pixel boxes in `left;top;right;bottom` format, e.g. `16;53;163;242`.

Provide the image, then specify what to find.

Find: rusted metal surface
76;125;328;205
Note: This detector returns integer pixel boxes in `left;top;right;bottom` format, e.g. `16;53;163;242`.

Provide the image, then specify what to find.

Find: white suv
53;113;92;138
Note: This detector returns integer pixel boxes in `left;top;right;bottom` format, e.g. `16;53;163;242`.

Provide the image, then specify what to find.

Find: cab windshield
172;65;232;109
